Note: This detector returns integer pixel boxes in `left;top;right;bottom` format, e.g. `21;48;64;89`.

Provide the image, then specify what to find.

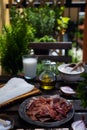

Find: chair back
29;42;72;63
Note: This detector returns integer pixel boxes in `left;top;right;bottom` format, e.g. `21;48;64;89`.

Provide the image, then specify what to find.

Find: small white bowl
58;64;84;82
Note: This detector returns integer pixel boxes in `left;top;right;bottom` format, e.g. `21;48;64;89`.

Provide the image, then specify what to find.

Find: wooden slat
36;55;72;63
29;42;72;63
6;1;86;8
29;42;72;49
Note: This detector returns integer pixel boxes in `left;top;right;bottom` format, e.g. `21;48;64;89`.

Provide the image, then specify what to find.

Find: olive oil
40;78;55;90
39;60;55;90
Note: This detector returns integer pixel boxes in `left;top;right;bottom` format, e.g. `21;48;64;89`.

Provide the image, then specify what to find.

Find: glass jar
39;60;55;90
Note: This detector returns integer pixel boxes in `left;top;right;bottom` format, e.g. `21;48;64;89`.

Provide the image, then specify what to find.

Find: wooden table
0;75;87;130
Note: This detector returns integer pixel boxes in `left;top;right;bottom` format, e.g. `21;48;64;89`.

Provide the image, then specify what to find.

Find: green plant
76;72;87;108
24;5;65;38
35;35;56;42
25;6;55;38
0;5;69;75
57;17;70;34
36;61;59;76
0;8;36;75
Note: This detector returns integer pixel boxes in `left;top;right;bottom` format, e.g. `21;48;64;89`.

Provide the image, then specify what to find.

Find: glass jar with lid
39;60;55;90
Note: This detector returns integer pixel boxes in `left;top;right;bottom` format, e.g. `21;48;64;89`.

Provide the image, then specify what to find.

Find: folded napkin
0;77;34;105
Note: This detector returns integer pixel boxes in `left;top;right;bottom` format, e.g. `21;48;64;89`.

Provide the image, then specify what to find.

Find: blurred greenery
25;6;55;38
0;8;36;75
34;35;56;42
36;61;60;76
57;17;70;33
0;5;69;75
76;72;87;108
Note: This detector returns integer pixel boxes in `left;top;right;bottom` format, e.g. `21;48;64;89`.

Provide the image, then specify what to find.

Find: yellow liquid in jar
40;75;55;90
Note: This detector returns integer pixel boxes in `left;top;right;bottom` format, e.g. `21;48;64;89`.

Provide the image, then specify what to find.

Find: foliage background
0;5;69;75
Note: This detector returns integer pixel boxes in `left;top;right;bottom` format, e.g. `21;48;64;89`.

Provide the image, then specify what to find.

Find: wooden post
83;0;87;63
0;0;5;33
0;0;10;33
0;1;1;33
5;0;10;25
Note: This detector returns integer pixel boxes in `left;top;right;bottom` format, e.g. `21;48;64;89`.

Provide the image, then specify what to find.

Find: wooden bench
29;42;72;63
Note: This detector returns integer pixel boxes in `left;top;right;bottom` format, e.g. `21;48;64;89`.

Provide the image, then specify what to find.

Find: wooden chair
29;42;72;63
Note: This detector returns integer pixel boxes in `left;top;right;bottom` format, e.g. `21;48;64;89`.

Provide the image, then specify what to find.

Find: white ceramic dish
58;64;84;82
60;86;76;95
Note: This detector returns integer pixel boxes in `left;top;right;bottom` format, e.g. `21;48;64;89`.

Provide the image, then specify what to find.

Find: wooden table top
0;75;87;130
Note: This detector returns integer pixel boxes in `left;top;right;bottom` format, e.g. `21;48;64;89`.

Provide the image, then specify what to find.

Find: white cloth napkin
0;77;34;104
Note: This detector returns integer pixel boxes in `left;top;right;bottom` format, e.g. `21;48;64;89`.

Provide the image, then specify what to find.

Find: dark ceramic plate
18;95;74;128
